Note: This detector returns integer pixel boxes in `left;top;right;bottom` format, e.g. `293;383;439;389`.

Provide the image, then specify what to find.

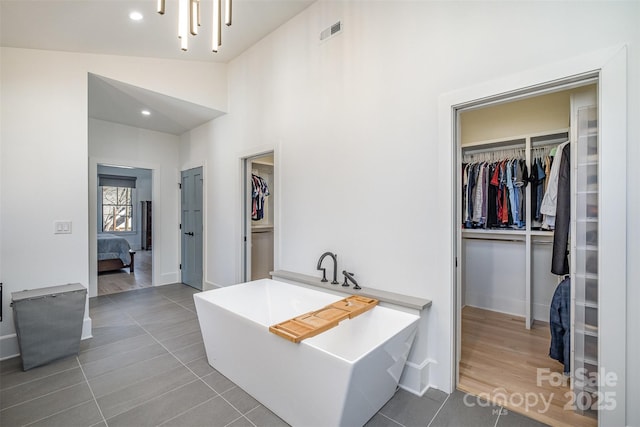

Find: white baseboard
533;302;551;323
0;316;93;361
464;299;551;323
0;334;20;360
82;316;93;340
158;272;180;286
399;358;433;396
465;292;524;318
203;281;223;291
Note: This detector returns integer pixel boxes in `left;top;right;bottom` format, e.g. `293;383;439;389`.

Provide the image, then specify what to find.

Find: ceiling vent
320;21;342;42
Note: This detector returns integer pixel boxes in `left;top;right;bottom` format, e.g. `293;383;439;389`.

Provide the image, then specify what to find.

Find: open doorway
455;83;599;427
243;153;275;282
87;72;223;298
96;164;153;296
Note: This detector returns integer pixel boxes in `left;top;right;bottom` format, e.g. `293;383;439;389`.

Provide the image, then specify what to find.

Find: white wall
0;47;226;357
185;1;639;423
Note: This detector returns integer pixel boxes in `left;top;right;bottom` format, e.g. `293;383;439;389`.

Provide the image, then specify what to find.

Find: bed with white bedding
97;233;135;273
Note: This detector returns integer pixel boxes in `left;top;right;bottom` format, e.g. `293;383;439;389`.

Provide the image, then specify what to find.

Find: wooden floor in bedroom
459;306;598;427
98;250;152;296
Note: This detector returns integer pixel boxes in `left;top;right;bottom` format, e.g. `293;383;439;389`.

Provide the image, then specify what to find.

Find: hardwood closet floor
459;306;597;427
98;250;152;296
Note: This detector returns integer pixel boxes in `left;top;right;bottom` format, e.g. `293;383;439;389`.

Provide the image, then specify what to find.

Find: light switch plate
54;221;72;234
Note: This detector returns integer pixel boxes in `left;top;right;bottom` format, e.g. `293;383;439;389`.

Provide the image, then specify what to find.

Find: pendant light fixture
157;0;232;52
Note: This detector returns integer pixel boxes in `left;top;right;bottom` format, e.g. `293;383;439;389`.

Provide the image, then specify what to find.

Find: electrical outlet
54;221;72;234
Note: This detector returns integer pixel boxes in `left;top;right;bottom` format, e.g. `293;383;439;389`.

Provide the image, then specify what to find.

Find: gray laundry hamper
11;283;87;371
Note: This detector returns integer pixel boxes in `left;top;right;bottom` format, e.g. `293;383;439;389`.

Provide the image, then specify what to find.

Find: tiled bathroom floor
0;284;548;427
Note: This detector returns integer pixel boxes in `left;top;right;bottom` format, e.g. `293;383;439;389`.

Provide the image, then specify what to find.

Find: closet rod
463;144;524;156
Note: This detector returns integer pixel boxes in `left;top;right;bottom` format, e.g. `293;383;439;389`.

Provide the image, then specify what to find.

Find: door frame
440;45;627;426
88;157;159;298
240;148;276;283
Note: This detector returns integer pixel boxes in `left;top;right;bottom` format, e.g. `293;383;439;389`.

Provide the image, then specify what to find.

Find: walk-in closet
247;154;274;280
457;84;599;427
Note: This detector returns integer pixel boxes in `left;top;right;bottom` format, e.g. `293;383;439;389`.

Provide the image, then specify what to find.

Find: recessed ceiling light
141;109;151;116
129;11;143;21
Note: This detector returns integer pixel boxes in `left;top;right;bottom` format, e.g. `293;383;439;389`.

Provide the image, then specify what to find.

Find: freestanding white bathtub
194;279;419;427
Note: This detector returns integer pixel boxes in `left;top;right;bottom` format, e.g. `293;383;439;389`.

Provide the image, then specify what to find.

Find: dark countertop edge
270;270;432;311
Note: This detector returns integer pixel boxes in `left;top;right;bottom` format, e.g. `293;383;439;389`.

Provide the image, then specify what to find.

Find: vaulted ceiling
2;0;315;134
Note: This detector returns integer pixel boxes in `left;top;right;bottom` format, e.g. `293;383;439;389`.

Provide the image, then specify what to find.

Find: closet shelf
576;272;598;280
581;386;599;396
576;218;598;223
577;301;598;309
462;229;526;242
576;245;598;252
577;161;598;167
462;137;525;151
531;131;569;146
530;230;554;237
577;327;599;338
252;225;274;231
576;356;598;366
580;131;598;138
462;229;525;235
252;160;274;167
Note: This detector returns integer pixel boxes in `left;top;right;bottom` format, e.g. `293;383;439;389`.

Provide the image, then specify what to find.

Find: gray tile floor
0;284;548;427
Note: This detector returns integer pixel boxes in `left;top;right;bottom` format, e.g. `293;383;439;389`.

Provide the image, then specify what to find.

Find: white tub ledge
270;270;432;311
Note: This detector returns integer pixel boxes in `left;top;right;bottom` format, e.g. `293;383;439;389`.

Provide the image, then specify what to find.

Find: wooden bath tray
269;295;378;343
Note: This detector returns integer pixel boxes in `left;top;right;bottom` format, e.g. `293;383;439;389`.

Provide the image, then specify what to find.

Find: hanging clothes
529;157;540;221
461;155;527;230
529;157;547;222
251;174;270;221
463;162;478;228
528;154;551;225
549;276;571;374
472;162;489;226
552;143;571;275
540;141;570;229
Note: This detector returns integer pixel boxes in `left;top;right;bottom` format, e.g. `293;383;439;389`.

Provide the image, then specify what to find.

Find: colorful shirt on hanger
251;174;270;221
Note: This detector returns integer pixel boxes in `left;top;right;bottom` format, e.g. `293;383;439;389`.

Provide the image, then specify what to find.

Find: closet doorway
455;83;599;427
242;153;275;282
